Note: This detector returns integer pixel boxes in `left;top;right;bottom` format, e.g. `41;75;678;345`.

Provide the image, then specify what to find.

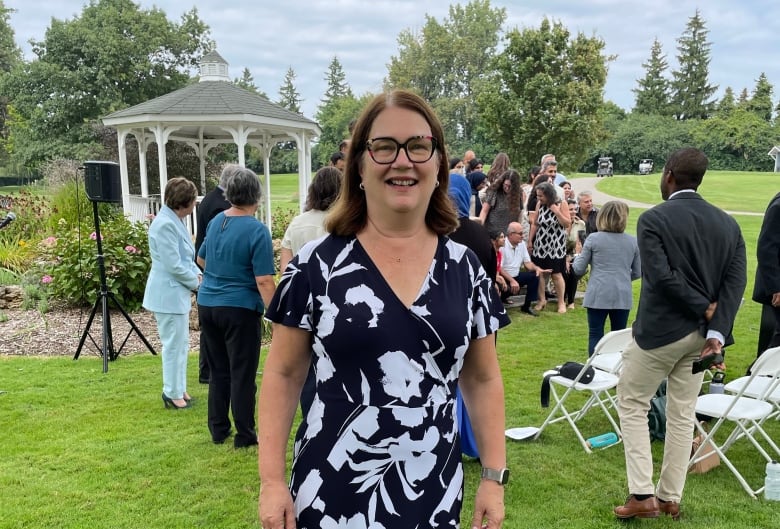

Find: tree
234;67;267;98
670;10;717;120
0;0;213;168
321;56;352;103
0;1;21;73
386;0;506;156
690;108;777;170
716;87;736;116
633;38;671;115
477;18;610;172
277;66;302;114
0;1;22;166
745;72;774;123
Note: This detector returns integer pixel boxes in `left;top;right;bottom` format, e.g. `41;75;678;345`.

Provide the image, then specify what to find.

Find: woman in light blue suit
143;177;202;409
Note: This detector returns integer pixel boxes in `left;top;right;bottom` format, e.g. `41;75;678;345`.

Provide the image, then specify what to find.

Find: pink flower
90;232;103;241
124;245;138;254
45;236;57;246
41;275;53;284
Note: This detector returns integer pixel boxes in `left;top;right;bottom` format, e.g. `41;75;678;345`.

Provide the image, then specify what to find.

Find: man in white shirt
500;221;549;316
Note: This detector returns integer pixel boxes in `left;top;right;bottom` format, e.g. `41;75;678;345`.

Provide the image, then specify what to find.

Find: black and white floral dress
265;234;508;528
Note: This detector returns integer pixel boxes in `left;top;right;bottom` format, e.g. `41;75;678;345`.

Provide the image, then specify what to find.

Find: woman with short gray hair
196;166;275;447
573;200;641;355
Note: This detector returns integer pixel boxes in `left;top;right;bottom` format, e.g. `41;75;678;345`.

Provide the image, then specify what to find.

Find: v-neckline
354;236;440;311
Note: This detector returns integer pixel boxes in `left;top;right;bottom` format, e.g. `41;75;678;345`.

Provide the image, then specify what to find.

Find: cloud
5;0;777;119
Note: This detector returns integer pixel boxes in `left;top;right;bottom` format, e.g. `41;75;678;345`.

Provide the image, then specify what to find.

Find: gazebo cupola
199;50;230;81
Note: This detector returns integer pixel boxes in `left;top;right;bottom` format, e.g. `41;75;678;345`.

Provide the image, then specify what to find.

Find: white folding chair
534;351;622;453
723;346;780;420
576;328;634;416
689;347;780;497
591;327;633;375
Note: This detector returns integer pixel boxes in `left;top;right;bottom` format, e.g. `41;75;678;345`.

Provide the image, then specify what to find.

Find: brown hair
486;152;510;183
306;167;342;211
596;200;628;233
164;177;197;210
326;90;457;236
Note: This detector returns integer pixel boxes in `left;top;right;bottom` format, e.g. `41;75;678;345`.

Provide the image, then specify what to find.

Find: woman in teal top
197;166;276;447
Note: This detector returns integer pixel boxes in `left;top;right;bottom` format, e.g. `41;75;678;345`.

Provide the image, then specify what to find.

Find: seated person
499;221;549;316
489;230;508;295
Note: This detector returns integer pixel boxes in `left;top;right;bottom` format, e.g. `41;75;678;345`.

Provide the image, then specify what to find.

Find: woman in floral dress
258;90;509;529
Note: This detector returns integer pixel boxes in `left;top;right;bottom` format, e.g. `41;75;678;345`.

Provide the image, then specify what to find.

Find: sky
5;0;779;121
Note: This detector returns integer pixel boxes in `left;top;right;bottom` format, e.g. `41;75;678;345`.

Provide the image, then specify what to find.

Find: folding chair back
690;347;780;497
591;328;633;374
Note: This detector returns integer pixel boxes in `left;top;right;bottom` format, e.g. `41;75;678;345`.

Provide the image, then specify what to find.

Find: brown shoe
659;500;681;520
614;495;660;519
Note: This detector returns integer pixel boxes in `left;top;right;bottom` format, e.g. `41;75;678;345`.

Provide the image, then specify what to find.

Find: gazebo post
117;129;131;214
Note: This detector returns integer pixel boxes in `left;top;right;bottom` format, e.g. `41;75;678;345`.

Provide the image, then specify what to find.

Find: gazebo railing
126;194;199;237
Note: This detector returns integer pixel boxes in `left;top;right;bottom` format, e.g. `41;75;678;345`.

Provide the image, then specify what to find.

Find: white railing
126;194;199;237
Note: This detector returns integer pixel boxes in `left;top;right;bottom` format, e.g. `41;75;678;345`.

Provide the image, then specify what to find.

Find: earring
435;180;440;187
359;182;365;190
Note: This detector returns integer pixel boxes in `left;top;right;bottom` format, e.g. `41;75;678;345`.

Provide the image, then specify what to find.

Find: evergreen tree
745;72;774;122
716;87;736;116
234;67;268;98
737;87;750;108
277;67;302;114
321;56;352;104
670;10;717;120
633;38;671;115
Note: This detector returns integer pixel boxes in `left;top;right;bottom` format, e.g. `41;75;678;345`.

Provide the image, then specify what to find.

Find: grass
2;175;780;528
586;171;776;213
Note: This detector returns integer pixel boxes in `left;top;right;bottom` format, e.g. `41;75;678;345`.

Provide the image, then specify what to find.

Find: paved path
573;176;763;217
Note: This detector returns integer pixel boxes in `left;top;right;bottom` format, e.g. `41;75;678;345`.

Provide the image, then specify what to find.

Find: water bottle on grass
765;461;780;501
586;432;618;449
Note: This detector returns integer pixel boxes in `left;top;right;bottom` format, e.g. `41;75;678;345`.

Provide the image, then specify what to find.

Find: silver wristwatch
481;467;509;485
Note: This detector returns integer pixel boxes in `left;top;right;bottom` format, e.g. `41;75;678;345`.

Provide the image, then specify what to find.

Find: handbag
540;361;596;407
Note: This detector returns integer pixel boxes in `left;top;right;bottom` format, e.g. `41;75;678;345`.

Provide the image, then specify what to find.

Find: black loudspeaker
84;161;122;203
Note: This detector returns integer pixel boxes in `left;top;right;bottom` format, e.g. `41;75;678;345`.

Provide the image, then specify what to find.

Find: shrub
270;206;296;240
0;189;51;270
40;215;151;311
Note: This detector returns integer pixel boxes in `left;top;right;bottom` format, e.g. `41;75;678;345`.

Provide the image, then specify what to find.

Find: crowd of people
139;88;755;526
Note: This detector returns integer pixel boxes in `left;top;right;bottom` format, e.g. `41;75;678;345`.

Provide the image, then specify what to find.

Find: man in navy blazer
614;148;746;521
194;166;236;384
752;192;780;359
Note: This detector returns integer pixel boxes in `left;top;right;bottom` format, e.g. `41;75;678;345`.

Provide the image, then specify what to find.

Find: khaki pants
617;331;705;502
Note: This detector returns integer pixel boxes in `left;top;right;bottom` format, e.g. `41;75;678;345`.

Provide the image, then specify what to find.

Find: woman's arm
460;334;506;529
258;324;312;529
279;247;294;274
478;201;491;225
549;201;571;229
256;274;277;308
527;204;540;251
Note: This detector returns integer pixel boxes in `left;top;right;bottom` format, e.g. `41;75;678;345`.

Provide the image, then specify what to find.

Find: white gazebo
769;146;780;173
101;50;320;233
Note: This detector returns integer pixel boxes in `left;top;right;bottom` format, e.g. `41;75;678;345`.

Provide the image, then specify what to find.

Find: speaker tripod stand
74;200;156;372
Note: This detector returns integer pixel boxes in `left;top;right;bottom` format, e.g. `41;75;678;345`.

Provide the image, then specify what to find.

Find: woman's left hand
470;480;505;528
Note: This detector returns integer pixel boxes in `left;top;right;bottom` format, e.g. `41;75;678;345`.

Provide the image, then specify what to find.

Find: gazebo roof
102;81;318;137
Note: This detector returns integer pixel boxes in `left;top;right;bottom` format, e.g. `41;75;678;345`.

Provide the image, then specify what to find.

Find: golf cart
596;156;613;178
638;159;653;175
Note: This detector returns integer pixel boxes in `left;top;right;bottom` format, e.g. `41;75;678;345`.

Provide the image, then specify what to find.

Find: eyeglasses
366;136;437;164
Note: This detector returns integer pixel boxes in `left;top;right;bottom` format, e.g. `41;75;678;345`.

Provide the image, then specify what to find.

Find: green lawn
1;174;780;528
584;171;777;213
